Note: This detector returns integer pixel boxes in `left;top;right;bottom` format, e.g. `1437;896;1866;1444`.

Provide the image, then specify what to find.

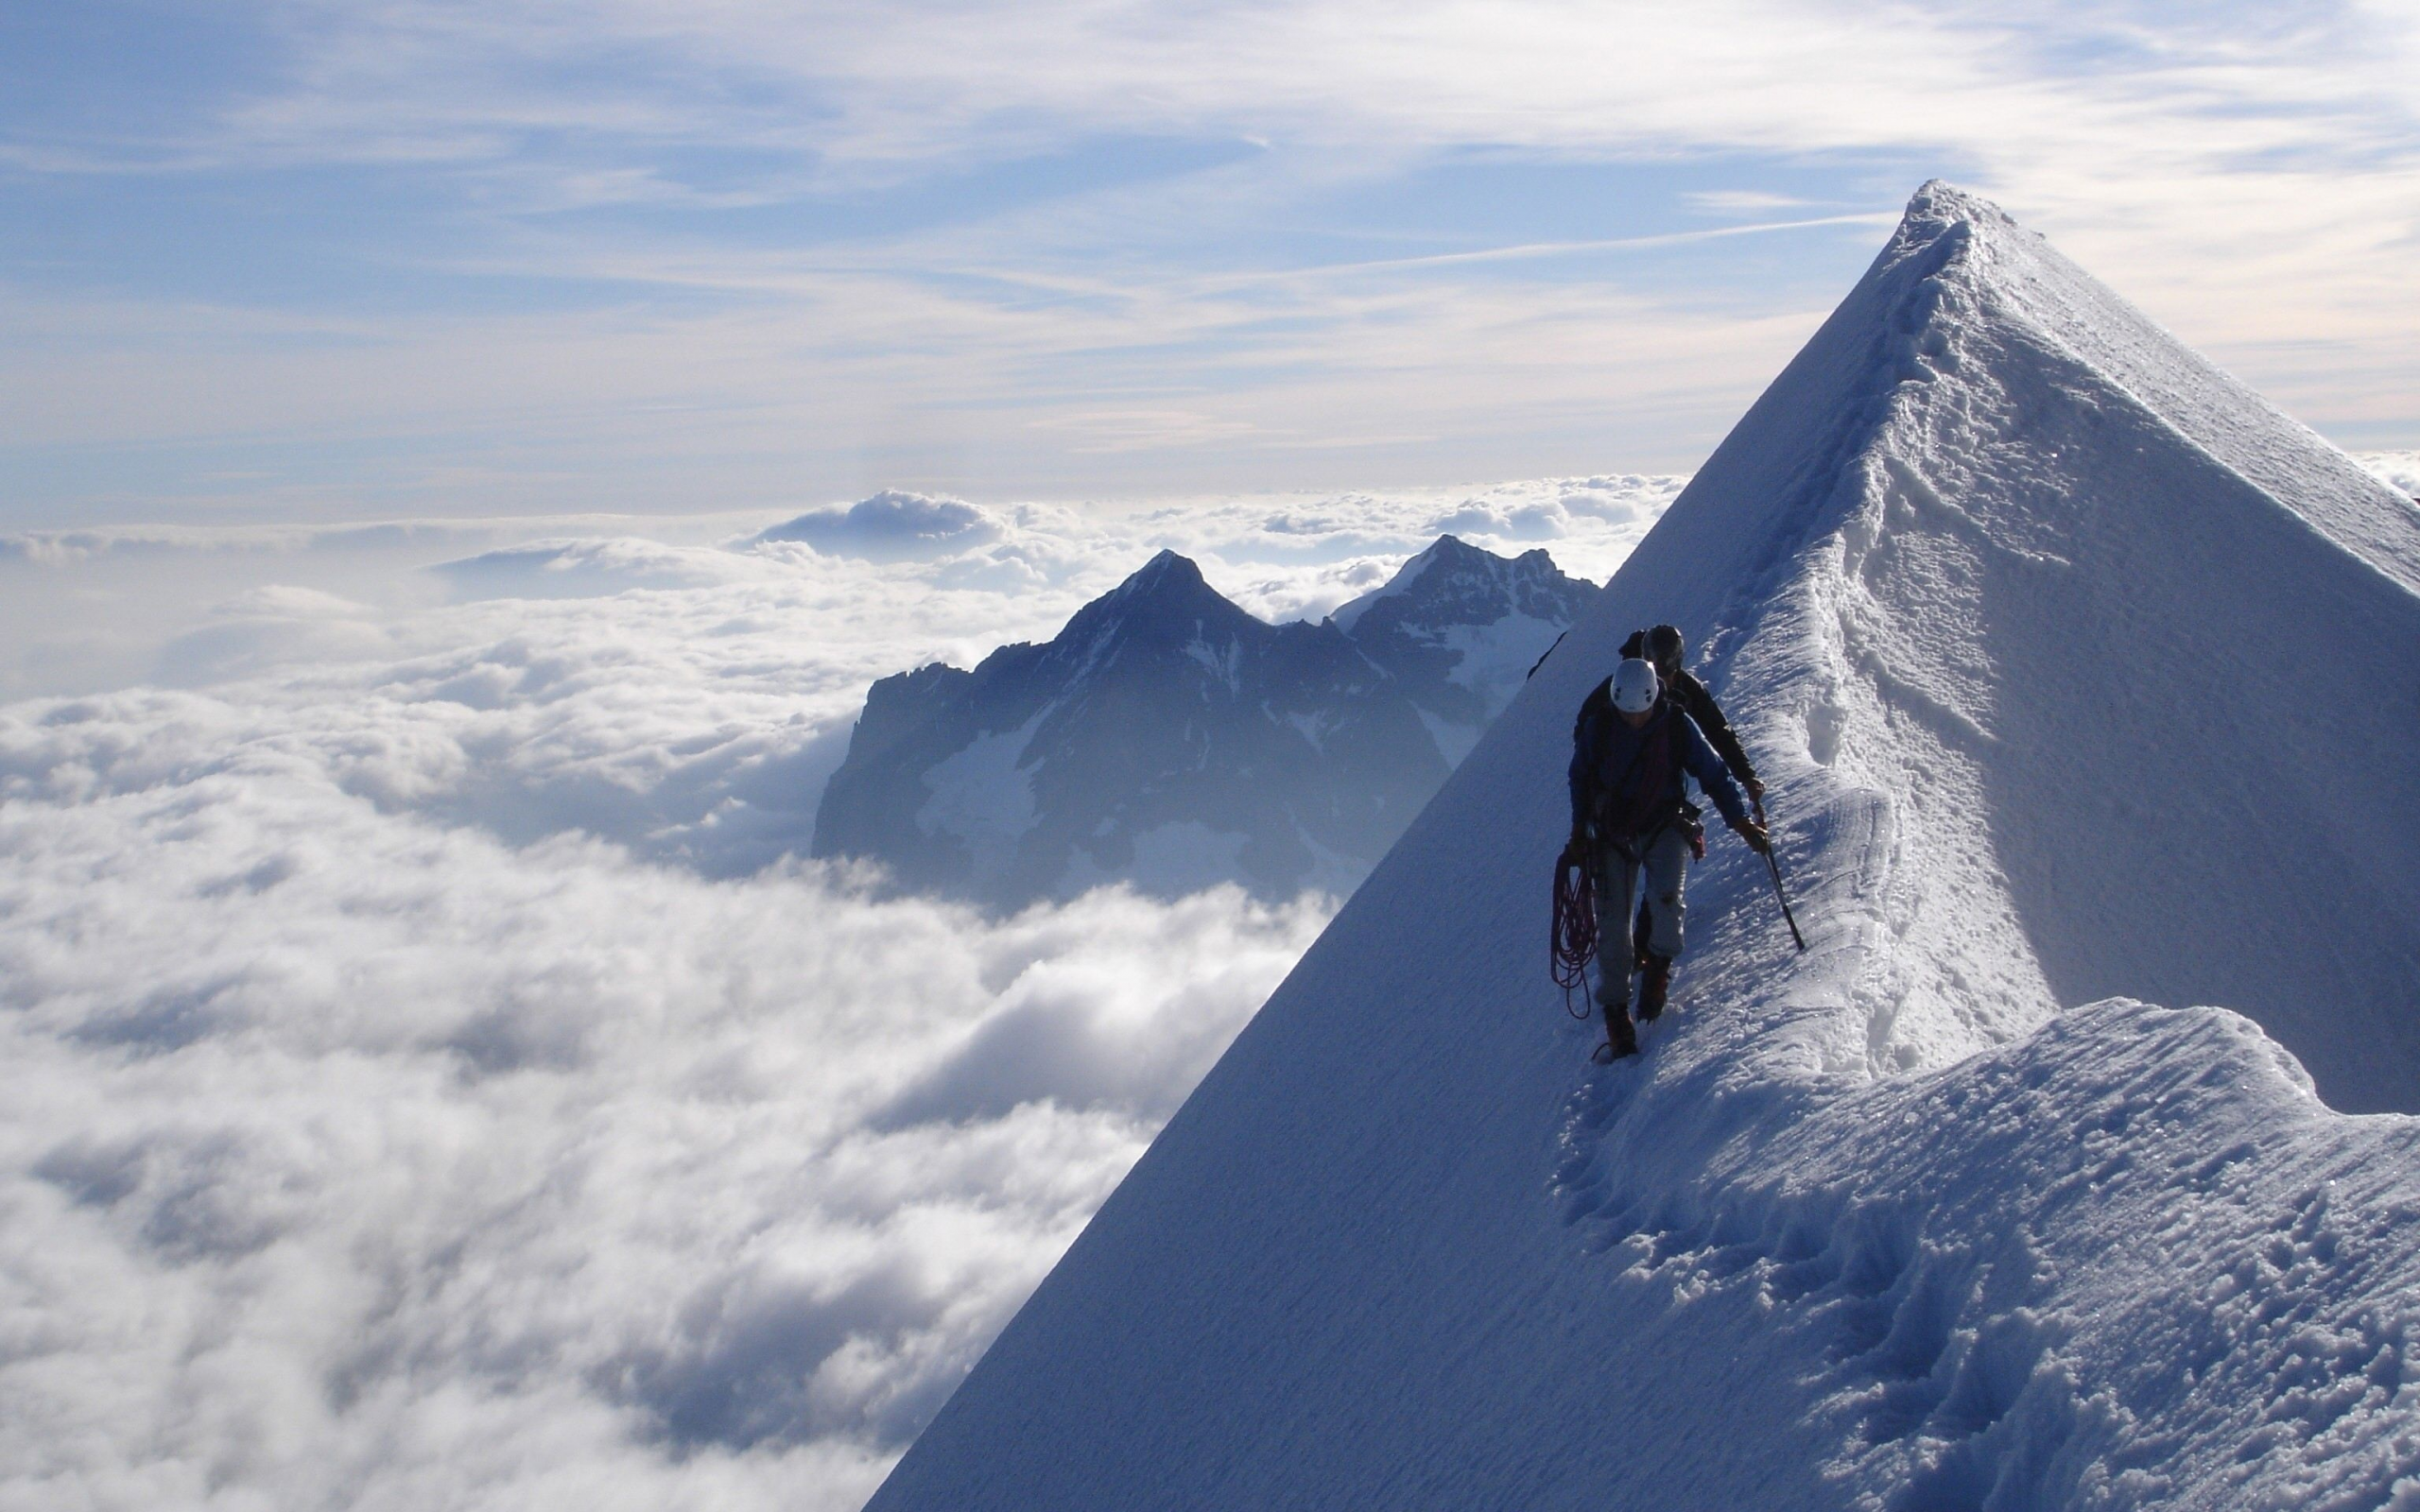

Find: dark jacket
1568;686;1749;842
1619;629;1759;790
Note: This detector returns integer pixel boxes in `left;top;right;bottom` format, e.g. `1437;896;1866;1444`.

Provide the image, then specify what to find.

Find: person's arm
1681;676;1761;794
1679;713;1766;850
1676;714;1746;826
1568;709;1598;840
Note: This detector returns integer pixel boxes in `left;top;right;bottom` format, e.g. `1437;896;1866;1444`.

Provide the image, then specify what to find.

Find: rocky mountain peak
1052;549;1251;654
1331;532;1598;654
813;536;1599;908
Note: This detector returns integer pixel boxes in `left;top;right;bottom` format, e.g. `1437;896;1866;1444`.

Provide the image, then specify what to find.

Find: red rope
1550;842;1599;1018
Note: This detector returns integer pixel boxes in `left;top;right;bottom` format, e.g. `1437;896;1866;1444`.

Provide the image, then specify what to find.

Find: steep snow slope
867;185;2420;1509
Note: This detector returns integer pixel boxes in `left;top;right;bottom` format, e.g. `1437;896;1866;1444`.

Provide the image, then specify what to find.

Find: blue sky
3;0;2416;526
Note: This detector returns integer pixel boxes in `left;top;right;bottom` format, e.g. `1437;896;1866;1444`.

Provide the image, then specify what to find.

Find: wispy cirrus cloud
103;2;2410;177
3;1;2415;523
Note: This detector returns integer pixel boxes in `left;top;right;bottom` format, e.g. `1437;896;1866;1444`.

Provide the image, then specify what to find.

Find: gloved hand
1731;817;1771;854
1745;778;1766;824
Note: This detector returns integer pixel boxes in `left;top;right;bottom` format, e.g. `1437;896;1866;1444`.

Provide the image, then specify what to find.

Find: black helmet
1645;624;1684;669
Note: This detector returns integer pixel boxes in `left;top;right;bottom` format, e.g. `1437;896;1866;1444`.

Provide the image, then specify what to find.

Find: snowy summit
866;183;2420;1507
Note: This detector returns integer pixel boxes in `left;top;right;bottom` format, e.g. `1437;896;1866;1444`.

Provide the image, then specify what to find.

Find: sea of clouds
2361;449;2420;502
0;474;1678;1510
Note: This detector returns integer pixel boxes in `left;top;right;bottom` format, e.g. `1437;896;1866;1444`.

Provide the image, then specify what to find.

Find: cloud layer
0;735;1327;1507
0;476;1668;1508
753;493;1004;561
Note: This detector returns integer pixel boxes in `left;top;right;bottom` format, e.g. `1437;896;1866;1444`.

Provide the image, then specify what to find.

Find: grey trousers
1593;826;1692;1009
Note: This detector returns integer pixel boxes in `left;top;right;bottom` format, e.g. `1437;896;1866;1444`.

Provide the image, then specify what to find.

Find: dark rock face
811;538;1598;907
1330;535;1601;765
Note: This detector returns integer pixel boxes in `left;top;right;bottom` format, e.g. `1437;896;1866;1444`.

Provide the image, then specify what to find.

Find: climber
1619;624;1763;819
1568;656;1768;1060
1616;624;1766;975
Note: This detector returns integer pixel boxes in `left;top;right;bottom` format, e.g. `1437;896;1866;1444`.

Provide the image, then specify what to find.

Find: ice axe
1761;837;1806;954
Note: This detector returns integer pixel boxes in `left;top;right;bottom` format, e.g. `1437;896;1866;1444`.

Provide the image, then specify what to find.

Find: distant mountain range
811;535;1599;907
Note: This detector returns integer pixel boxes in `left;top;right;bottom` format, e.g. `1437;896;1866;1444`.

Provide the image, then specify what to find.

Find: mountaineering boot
1636;954;1673;1022
1596;1000;1639;1062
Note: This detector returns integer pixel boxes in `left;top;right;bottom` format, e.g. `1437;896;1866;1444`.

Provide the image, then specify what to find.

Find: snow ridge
867;184;2420;1510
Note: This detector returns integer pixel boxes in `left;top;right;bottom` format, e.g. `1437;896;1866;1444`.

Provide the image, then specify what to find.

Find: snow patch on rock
914;710;1046;879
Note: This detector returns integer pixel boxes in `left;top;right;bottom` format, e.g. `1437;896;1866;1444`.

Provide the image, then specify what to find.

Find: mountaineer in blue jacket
1568;657;1769;1059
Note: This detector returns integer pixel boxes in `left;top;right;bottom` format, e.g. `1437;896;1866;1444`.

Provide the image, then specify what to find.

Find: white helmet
1611;657;1660;713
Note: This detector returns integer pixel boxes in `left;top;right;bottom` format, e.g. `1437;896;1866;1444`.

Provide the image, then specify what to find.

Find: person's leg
1642;827;1691;960
1591;847;1642;1054
1636;829;1691;1019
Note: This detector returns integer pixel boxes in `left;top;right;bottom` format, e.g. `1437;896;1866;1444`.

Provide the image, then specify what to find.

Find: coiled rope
1550;842;1599;1018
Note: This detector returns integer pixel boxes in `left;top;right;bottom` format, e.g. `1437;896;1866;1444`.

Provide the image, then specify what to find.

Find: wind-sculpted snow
0;478;1673;1508
867;185;2420;1509
1559;1001;2420;1506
